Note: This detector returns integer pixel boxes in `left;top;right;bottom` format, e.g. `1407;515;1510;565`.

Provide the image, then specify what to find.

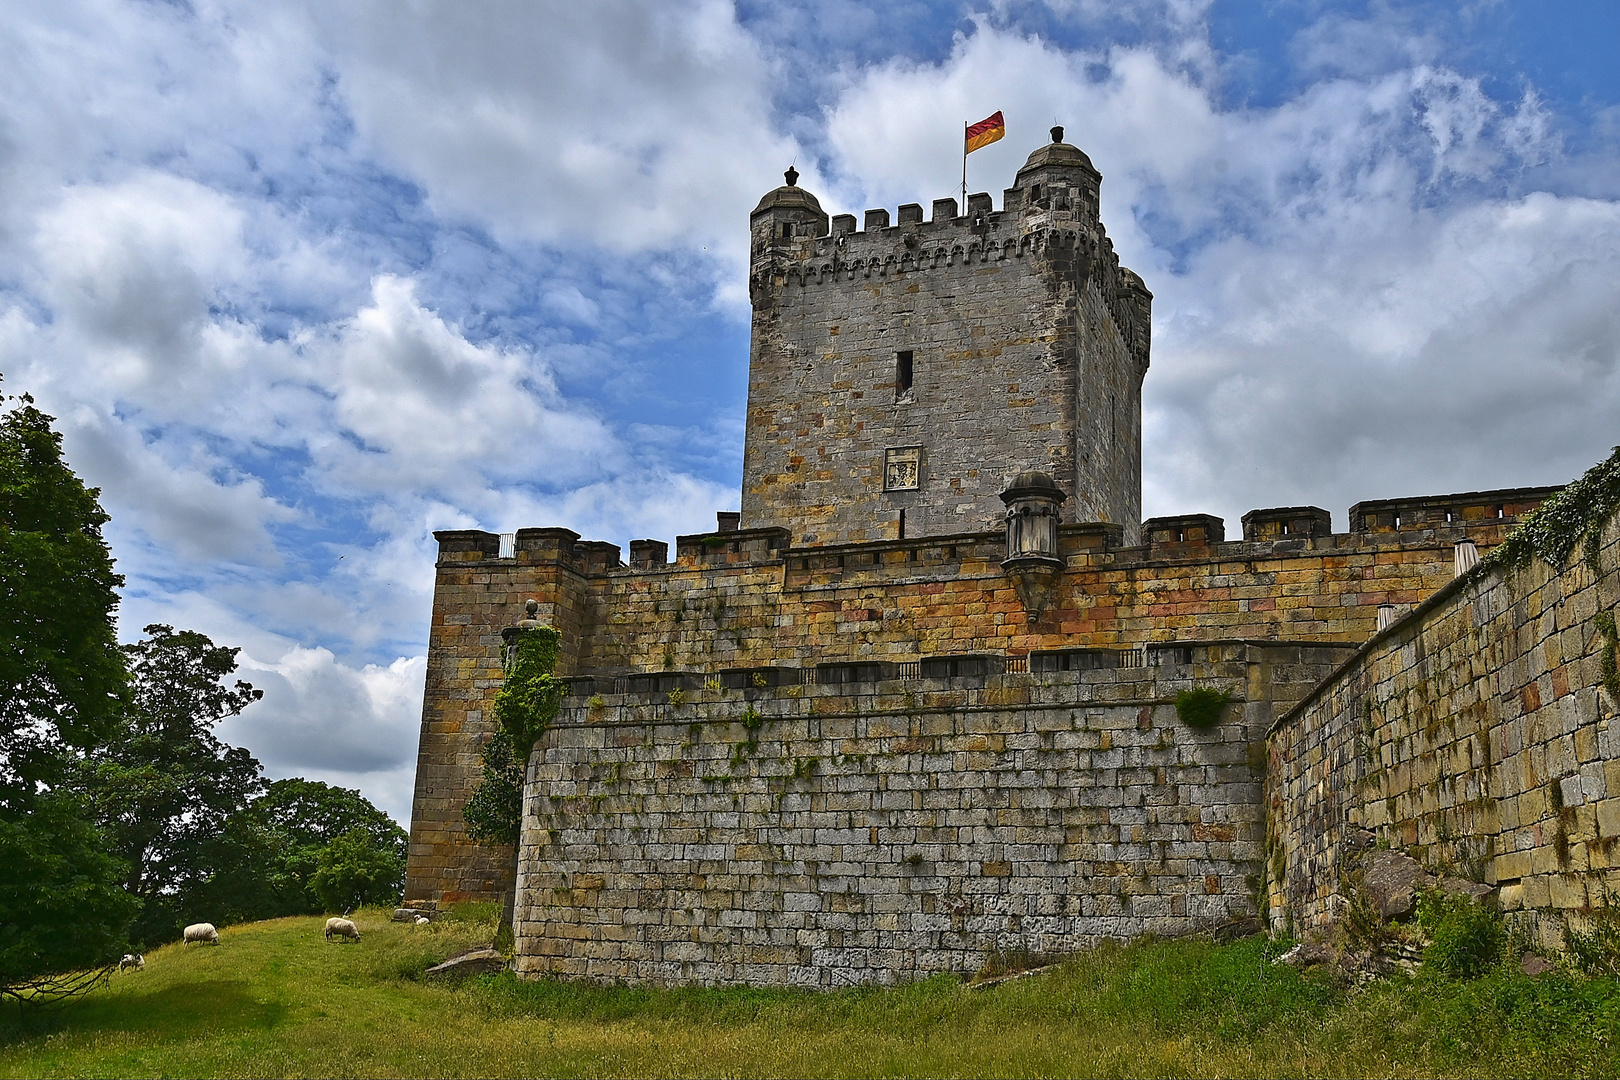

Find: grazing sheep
118;953;145;971
182;923;219;946
324;917;361;942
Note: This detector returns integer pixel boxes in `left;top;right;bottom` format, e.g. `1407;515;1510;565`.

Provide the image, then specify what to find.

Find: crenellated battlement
1348;486;1559;533
437;484;1558;583
753;187;1149;371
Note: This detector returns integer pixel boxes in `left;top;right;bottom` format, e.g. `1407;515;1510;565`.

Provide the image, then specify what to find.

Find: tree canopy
0;385;136;995
199;779;408;921
0;388;127;806
74;625;266;945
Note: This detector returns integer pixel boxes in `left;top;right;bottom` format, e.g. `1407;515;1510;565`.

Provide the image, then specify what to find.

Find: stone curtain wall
406;491;1550;906
1266;517;1620;947
512;644;1349;986
492;512;1532;677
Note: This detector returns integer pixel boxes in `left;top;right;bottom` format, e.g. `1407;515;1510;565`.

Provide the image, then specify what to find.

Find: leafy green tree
0;794;139;1003
199;779;407;920
463;728;524;848
0;387;127;802
75;624;265;945
0;384;137;997
188;810;298;925
311;827;405;912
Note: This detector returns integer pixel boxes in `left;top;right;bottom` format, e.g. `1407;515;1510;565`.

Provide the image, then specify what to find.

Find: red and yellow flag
965;111;1005;153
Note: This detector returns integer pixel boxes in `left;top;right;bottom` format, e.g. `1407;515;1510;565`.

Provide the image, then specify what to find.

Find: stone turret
749;167;829;302
1012;125;1101;224
1001;469;1067;621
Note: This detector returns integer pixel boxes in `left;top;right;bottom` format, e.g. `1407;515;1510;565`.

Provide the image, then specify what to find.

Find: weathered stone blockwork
405;494;1552;908
742;136;1149;546
1265;516;1620;948
404;528;596;904
514;644;1349;986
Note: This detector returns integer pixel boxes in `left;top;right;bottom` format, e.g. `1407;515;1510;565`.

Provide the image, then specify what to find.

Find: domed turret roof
1015;126;1099;182
751;166;826;218
1000;469;1068;503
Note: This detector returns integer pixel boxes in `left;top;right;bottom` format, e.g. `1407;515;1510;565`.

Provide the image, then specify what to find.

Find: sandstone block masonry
404;488;1552;914
740;133;1150;547
514;643;1348;986
1266;514;1620;950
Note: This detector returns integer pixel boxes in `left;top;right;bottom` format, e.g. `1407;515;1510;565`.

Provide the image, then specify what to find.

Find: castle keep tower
740;128;1152;546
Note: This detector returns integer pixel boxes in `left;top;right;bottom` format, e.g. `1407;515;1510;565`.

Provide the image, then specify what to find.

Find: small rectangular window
780;223;793;238
896;350;913;397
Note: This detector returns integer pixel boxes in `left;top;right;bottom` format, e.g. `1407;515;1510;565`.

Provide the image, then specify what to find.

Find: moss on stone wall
1596;609;1619;707
1175;687;1231;729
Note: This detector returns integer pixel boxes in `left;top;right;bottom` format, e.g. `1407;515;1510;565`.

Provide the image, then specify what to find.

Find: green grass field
3;908;1619;1078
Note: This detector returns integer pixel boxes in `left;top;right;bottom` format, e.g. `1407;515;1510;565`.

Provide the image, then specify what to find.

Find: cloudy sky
4;0;1617;824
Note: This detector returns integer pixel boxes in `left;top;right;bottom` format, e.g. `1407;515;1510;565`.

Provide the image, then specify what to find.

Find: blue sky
3;0;1617;823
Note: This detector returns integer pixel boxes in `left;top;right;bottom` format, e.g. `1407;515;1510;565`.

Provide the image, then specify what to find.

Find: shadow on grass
466;965;997;1031
0;979;285;1046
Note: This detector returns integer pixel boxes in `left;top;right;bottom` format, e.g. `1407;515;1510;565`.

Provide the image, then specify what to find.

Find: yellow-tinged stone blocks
1268;516;1620;950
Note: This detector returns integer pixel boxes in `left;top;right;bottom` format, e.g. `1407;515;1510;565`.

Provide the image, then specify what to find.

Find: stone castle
403;129;1620;986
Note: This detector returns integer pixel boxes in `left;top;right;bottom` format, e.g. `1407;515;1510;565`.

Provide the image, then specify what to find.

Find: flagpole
961;119;968;208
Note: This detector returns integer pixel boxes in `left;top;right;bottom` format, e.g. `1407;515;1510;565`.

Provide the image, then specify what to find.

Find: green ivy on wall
1484;446;1620;573
463;728;524;848
494;625;564;759
1597;610;1619;707
463;625;563;849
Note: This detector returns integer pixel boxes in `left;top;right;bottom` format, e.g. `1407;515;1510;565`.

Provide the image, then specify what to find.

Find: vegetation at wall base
1416;889;1507;979
3;916;1619;1078
463;729;525;849
1565;905;1620;977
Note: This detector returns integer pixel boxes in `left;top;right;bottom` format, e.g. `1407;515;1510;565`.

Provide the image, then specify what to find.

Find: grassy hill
2;908;1618;1078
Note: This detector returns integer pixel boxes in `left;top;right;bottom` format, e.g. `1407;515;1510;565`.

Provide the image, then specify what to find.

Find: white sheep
324;917;361;942
182;923;219;946
118;953;145;971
